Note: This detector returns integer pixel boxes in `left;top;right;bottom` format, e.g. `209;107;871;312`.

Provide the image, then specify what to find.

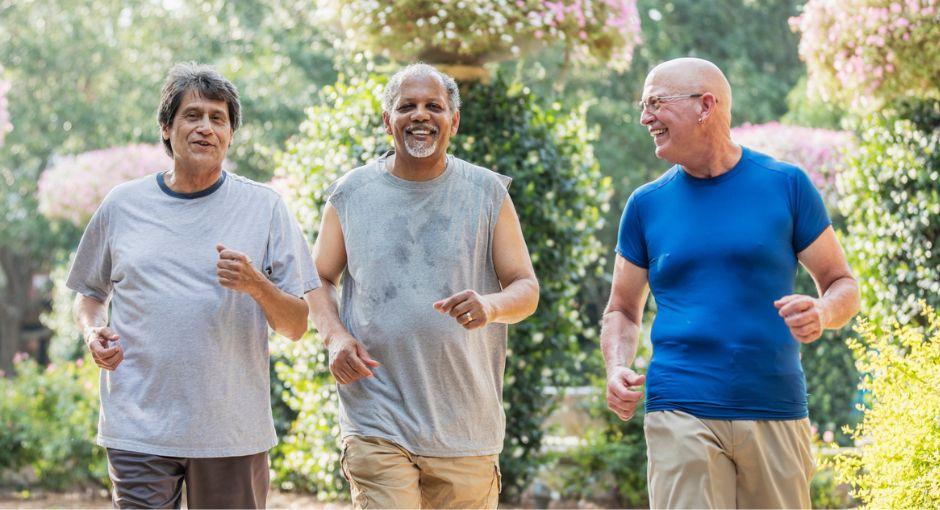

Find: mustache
405;124;438;134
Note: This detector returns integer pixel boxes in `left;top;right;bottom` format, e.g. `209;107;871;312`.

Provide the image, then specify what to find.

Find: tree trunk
0;246;33;375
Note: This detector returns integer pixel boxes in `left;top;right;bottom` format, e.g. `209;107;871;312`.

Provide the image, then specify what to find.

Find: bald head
646;58;733;125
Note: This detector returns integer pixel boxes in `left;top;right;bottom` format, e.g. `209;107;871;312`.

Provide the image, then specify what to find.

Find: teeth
651;128;666;136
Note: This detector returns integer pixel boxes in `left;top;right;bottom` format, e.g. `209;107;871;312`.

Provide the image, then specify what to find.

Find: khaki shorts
645;410;814;509
341;435;501;509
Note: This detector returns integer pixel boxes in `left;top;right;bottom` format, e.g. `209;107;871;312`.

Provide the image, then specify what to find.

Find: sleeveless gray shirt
328;154;511;457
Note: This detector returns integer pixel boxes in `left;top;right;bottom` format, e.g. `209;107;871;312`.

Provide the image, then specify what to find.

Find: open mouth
192;140;213;147
406;126;438;137
650;128;667;137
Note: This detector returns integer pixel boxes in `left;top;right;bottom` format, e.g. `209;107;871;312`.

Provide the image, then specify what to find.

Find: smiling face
383;74;460;160
639;72;702;163
161;89;232;172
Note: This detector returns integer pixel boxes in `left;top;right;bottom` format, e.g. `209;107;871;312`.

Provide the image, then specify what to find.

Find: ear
699;93;719;122
450;109;460;136
382;111;392;135
161;123;170;141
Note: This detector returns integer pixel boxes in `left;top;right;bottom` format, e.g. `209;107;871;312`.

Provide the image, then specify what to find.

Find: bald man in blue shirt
601;58;860;509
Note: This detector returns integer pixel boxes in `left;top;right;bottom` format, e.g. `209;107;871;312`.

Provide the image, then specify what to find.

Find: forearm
74;294;109;335
305;281;351;347
819;275;861;329
484;277;539;324
600;310;641;372
252;279;309;341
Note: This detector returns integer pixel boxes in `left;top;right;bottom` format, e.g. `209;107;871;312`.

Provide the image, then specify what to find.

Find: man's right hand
84;326;123;371
606;366;646;421
327;334;380;384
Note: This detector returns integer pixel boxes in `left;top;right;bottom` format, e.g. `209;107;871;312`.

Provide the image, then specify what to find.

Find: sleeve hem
615;248;649;269
795;221;832;253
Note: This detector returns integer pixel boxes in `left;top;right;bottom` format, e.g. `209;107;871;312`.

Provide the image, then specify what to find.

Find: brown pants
645;411;814;509
106;448;269;509
341;435;501;509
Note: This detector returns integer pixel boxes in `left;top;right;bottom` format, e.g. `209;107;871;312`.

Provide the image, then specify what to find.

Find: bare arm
434;195;539;327
600;255;650;421
74;293;123;370
303;203;379;384
216;244;309;341
774;227;861;343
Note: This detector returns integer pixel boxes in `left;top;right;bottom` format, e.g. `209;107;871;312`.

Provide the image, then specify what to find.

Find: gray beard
404;137;437;158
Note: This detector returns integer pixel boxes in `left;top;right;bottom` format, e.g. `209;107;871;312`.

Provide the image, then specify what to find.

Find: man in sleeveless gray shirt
67;63;318;509
305;63;539;509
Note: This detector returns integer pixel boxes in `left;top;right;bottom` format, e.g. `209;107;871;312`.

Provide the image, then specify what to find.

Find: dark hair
157;62;241;156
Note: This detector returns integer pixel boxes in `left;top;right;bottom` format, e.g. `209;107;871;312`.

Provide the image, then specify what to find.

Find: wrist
817;297;832;329
481;294;498;322
248;273;272;300
82;325;101;345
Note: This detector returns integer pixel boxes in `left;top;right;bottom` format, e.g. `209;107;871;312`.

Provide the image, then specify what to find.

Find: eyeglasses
637;94;704;113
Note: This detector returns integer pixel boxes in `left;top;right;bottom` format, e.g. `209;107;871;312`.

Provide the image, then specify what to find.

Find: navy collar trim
157;171;226;199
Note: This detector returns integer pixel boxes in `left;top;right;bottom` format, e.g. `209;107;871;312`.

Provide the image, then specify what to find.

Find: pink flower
38;144;173;227
12;352;29;364
823;430;835;443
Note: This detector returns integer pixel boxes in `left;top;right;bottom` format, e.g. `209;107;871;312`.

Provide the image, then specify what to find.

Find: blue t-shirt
617;147;831;420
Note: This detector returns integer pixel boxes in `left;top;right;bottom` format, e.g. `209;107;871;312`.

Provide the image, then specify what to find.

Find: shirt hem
340;430;503;458
97;434;276;458
645;404;808;421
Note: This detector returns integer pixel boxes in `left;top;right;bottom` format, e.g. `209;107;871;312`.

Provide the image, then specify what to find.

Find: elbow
284;321;308;342
519;277;539;320
849;277;862;319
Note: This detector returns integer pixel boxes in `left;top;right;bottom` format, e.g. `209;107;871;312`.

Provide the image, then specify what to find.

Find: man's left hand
216;244;265;297
774;294;829;343
434;290;492;330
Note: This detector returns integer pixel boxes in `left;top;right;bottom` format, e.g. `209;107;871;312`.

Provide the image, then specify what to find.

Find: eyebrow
180;105;228;116
397;97;444;104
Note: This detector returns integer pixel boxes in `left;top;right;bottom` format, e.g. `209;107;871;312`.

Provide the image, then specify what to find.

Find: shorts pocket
495;462;502;494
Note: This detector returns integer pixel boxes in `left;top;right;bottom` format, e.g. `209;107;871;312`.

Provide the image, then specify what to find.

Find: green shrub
0;355;106;490
837;99;939;333
811;465;854;509
270;73;612;500
827;305;940;508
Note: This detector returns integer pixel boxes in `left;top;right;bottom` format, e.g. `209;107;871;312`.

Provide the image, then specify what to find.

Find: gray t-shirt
329;154;511;457
67;171;319;458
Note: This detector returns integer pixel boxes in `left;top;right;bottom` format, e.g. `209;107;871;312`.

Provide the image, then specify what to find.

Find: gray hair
157;62;241;156
382;63;461;114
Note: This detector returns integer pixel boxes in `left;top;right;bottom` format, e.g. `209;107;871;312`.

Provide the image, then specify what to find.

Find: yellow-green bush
828;305;940;508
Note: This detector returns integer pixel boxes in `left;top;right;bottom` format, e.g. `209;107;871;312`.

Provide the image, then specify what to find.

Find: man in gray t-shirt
305;63;539;509
68;63;317;509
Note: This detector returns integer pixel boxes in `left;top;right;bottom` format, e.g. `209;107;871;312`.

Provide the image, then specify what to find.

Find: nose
411;105;431;122
640;108;655;126
195;114;213;133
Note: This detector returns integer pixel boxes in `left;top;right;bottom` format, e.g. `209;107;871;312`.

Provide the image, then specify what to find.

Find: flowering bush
838;100;939;331
827;305;940;508
731;122;854;192
318;0;641;70
0;76;10;147
791;0;940;109
37;144;171;227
